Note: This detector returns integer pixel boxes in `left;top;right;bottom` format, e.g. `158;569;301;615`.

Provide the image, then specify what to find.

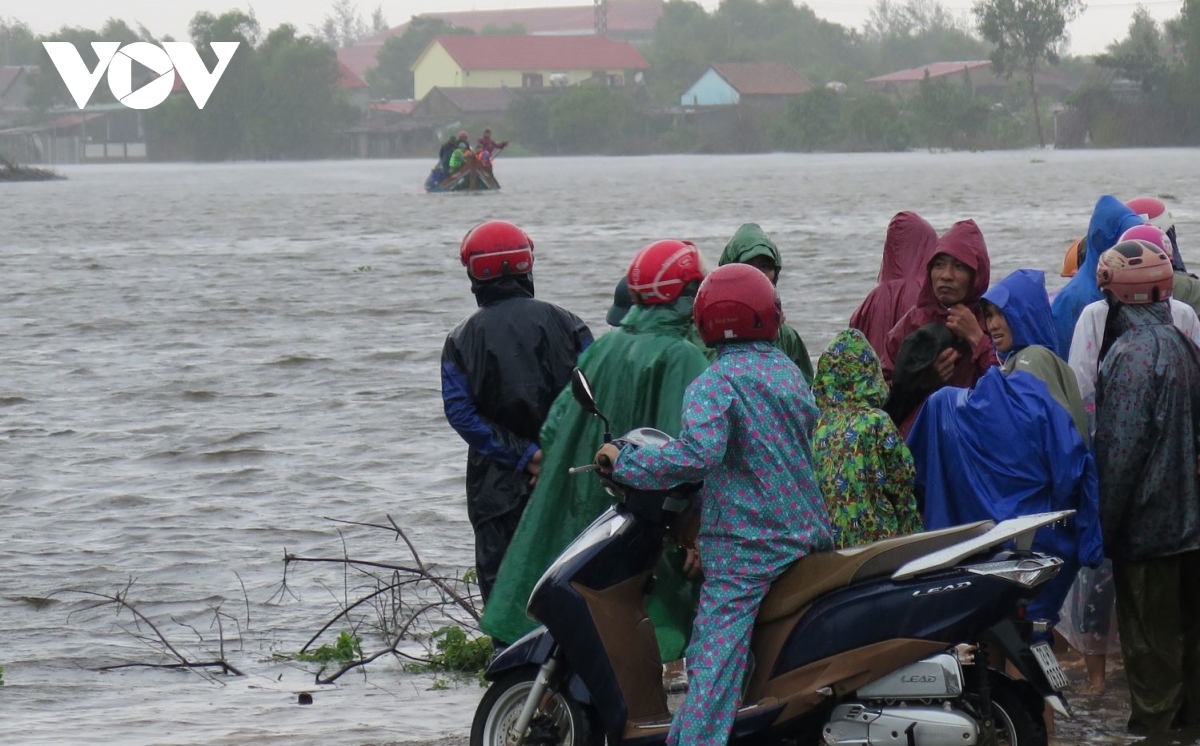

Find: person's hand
526;449;543;486
934;347;960;383
682;544;703;578
595;444;620;473
945;304;985;347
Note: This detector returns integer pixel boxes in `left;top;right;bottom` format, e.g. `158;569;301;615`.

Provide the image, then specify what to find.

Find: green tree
863;1;990;74
782;86;843;150
547;84;635;152
1095;7;1168;92
973;0;1084;147
364;17;472;100
317;1;385;48
645;1;725;103
912;71;992;148
480;23;527;35
27;19;143;110
0;17;40;65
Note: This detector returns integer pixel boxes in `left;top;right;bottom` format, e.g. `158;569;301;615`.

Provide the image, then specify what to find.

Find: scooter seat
757;521;994;624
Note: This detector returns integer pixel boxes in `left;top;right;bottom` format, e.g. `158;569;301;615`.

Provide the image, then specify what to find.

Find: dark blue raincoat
1050;196;1144;359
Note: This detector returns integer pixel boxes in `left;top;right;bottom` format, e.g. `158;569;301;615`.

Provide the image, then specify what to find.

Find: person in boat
441;220;593;604
595;263;831;746
880;219;996;428
1050;195;1144;359
813;329;920;549
1092;240;1200;735
437;132;460;174
719;223;814;382
481;240;710;663
906;267;1103;642
447;142;473;173
849;211;939;358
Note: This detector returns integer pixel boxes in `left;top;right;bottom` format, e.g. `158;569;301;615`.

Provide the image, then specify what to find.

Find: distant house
337;0;663;80
0;65;36;128
337;61;371;112
412;87;515;121
866;60;1073;100
681;63;813;107
410;34;649;101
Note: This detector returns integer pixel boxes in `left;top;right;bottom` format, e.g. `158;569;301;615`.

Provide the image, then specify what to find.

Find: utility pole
595;0;607;36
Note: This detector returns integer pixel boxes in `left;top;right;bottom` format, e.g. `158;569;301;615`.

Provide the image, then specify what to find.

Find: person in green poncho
480;239;712;662
719;223;814;382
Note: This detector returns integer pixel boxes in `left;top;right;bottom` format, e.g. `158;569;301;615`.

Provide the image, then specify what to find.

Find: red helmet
1119;224;1170;254
459;221;534;281
626;240;705;306
1096;239;1173;305
693;263;781;345
457;130;468;140
1126;196;1174;233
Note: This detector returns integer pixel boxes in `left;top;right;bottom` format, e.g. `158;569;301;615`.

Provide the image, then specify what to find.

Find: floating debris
0;157;66;182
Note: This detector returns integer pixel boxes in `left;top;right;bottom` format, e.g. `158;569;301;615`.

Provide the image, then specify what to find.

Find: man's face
983;303;1012;353
745;255;779;284
929;253;974;306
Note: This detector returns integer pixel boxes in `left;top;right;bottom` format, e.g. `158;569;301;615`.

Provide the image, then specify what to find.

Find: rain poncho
909;271;1104;623
480;300;709;657
441;275;592;601
719;223;814;382
813;329;920;548
849;212;939;357
982;269;1089;443
1050;196;1144;359
1095;301;1200;561
1068;297;1200;406
612;340;831;746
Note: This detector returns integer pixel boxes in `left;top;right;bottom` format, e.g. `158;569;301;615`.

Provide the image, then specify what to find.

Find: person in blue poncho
908;268;1104;640
1050;196;1145;359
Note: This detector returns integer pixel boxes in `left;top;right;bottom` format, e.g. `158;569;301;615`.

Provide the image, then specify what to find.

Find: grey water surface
3;151;1200;745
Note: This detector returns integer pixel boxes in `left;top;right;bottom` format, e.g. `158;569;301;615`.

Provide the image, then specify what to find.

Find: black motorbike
470;368;1072;746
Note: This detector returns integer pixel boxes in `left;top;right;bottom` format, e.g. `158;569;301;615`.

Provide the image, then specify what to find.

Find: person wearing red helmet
1092;239;1200;735
719;223;815;382
441;220;592;604
482;240;711;662
596;263;831;746
1127;195;1200;314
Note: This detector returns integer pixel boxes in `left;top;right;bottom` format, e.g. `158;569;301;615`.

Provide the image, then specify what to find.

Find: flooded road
3;152;1200;744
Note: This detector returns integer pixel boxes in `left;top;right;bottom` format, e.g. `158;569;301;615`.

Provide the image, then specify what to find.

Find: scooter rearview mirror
570;367;612;442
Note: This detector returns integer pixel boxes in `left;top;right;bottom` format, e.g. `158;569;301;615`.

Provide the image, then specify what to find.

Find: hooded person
881;219;997;401
849;212;940;357
719;223;814;382
1093;240;1200;734
1050;196;1145;359
906;266;1104;641
480;240;711;660
441;221;593;603
813;329;921;548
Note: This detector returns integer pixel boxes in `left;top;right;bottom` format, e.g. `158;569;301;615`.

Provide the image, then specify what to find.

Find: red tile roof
44;112;105;128
866;60;992;84
428;34;649;71
337;45;381;80
372;99;417;114
337;61;369;89
710;63;813;96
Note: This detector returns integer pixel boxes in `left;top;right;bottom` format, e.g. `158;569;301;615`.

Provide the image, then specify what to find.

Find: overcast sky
7;0;1186;57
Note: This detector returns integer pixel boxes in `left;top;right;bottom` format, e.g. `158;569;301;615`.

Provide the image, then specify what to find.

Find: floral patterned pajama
613;341;831;746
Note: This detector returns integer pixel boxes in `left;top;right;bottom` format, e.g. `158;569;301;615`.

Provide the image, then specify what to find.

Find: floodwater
3;151;1200;745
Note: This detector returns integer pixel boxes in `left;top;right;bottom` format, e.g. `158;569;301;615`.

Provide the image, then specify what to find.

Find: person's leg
1084;654;1108;691
473;506;525;605
1179;550;1200;727
1113;556;1184;734
666;571;769;746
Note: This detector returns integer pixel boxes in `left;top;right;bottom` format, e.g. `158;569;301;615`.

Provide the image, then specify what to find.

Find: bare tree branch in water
283;514;484;684
52;579;245;681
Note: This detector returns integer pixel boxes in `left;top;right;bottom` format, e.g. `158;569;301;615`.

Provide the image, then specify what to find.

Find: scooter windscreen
529;507;629;609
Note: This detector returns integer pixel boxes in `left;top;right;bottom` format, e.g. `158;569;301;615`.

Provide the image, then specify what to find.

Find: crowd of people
440;194;1200;744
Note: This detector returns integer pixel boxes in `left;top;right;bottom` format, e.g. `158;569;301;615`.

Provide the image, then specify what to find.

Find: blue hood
982;269;1056;360
1050;196;1144;357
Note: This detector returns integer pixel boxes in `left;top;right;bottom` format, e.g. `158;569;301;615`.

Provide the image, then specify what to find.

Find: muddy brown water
4;153;1200;744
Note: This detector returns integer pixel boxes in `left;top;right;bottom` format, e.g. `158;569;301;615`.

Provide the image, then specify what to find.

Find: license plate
1031;642;1070;690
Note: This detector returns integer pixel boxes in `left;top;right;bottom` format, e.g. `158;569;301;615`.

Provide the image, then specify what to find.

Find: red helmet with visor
460;221;534;281
626;240;705;306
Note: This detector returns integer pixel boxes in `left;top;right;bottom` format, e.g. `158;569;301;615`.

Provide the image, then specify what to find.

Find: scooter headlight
966;556;1062;588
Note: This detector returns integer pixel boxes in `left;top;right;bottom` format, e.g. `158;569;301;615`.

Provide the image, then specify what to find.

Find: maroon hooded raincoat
850;212;939;357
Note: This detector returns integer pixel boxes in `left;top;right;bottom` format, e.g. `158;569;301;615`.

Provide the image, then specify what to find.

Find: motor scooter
470;368;1073;746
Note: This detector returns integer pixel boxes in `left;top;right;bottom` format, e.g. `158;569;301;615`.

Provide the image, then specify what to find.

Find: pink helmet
1096;239;1173;305
1126;196;1174;233
1119;224;1170;254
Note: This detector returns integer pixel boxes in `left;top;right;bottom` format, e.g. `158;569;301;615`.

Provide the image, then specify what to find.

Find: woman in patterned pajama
596;264;831;746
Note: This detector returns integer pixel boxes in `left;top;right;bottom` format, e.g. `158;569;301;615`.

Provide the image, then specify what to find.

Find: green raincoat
812;329;920;548
480;301;710;658
719;223;814;382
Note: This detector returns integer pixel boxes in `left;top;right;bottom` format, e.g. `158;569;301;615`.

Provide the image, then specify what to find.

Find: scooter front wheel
470;666;601;746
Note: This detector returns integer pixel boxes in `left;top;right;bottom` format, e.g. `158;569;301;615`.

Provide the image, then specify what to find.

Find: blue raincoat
910;269;1104;630
1050;196;1144;358
613;340;831;746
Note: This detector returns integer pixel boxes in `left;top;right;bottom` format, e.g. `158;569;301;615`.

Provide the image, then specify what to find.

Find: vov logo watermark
42;41;240;110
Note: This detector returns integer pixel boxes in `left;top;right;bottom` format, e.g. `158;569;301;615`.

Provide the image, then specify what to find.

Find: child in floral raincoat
596;264;831;746
813;329;921;548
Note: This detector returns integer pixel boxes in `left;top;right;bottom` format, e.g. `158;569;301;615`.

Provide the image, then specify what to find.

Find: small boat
425;160;500;193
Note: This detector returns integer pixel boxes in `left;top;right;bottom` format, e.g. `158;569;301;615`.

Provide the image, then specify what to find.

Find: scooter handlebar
568;463;600;475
